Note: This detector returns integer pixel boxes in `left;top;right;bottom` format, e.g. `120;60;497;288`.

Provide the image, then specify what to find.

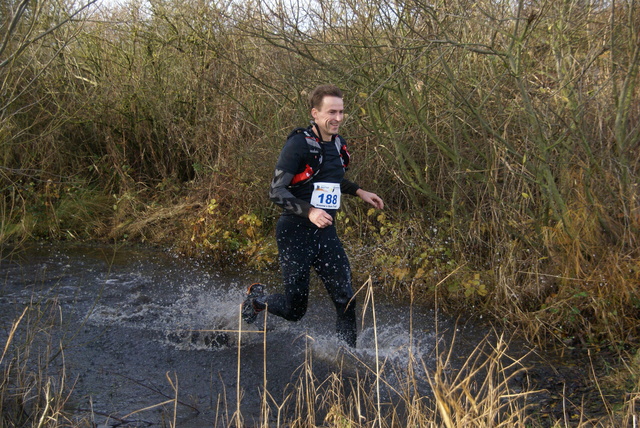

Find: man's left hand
356;189;384;210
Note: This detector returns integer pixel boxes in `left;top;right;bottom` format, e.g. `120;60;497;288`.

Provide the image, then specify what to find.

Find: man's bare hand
309;207;333;228
356;189;385;210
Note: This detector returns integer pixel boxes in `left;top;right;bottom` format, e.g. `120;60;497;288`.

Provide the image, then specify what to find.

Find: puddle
1;243;458;426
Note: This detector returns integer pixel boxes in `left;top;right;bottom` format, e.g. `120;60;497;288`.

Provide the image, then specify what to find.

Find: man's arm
340;178;360;196
341;178;384;209
268;169;314;217
269;171;334;228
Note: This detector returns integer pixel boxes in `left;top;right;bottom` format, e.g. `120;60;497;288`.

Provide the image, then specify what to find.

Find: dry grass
1;302;76;427
225;278;632;428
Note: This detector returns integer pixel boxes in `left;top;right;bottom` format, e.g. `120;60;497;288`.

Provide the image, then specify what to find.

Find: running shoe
241;283;266;324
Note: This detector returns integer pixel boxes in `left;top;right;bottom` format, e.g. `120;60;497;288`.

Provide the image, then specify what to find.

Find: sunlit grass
225;278;633;428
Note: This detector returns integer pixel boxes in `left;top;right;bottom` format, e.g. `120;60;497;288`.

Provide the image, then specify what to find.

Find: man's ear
311;108;318;121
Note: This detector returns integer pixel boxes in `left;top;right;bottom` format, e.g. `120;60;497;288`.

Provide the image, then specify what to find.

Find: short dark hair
308;84;343;111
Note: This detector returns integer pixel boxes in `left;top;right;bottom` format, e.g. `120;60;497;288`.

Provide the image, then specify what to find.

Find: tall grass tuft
426;332;533;427
0;303;75;427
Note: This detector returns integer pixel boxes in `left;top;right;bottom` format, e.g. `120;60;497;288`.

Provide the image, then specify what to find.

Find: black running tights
264;217;356;347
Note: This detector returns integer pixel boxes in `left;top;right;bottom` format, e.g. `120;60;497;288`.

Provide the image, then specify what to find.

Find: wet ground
0;242;626;427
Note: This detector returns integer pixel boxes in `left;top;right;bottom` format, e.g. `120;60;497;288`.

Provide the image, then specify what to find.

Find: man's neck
311;123;334;142
320;133;334;142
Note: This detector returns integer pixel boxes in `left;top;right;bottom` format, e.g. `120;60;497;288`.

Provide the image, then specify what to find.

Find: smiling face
311;96;344;141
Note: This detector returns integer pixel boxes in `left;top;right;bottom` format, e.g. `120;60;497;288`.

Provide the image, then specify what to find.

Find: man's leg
314;227;357;347
264;218;316;321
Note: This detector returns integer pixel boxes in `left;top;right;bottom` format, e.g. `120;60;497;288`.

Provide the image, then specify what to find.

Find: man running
242;84;384;347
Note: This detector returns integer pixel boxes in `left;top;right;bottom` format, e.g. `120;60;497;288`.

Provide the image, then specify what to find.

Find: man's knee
333;287;355;309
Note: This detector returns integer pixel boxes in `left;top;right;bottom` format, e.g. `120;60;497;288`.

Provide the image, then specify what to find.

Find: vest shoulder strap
287;127;322;187
334;135;350;169
287;129;351;187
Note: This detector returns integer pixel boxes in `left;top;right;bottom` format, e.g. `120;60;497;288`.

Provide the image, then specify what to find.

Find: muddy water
0;243;614;427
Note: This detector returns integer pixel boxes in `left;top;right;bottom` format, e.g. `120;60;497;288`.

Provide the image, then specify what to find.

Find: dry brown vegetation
1;0;640;424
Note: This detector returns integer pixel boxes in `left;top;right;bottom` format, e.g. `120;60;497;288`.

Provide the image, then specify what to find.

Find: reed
0;302;76;427
228;277;619;428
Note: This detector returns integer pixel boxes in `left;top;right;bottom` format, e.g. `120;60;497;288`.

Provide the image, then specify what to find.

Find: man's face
311;96;344;141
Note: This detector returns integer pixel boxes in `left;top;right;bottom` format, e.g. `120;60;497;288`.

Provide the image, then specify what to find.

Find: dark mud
0;243;624;427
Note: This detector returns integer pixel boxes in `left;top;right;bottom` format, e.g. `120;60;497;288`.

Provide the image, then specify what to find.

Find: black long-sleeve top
269;129;360;227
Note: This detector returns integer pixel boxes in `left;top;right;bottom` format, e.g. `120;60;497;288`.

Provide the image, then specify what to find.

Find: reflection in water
0;243;490;426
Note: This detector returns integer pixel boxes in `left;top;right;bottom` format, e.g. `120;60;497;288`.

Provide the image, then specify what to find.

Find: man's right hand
308;207;333;228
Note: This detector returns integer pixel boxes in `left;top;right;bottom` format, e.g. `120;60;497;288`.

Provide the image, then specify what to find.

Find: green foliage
341;209;460;300
189;199;277;269
0;176;111;243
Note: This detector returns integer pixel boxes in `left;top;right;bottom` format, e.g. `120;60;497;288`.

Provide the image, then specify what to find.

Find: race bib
310;182;341;209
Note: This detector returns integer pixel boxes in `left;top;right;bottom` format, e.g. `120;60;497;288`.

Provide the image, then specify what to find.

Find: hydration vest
287;126;351;187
